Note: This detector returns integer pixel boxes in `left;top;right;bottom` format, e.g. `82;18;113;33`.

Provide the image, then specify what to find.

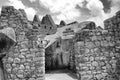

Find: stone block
83;57;89;62
14;58;20;63
19;64;25;70
8;57;14;63
85;42;95;49
81;75;92;80
85;48;90;54
100;61;106;67
12;67;18;74
33;57;44;62
89;56;94;61
35;52;44;57
29;78;35;80
92;61;99;67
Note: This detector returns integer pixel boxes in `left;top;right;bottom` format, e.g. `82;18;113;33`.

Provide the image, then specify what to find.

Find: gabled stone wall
32;14;57;35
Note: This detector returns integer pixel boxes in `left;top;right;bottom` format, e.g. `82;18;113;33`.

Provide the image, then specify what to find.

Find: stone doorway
45;49;71;71
45;46;77;80
0;31;16;80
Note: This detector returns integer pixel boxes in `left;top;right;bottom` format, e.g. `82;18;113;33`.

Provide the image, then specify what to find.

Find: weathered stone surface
33;14;40;23
74;29;119;80
1;5;120;80
0;6;45;80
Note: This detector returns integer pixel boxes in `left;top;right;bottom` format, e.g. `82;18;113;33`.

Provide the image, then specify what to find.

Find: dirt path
45;70;77;80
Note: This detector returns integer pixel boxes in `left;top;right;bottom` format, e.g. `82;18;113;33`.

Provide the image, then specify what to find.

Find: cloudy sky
0;0;120;27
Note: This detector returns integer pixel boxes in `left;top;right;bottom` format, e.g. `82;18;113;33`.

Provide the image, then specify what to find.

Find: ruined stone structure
59;20;67;27
0;6;45;80
74;30;116;80
32;14;57;35
81;22;96;30
73;11;120;80
45;10;120;80
1;5;120;80
41;14;57;35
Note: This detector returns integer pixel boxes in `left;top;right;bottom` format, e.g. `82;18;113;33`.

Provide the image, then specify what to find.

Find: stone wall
0;6;45;80
74;30;117;80
104;10;120;80
2;5;120;80
3;33;45;80
73;10;120;80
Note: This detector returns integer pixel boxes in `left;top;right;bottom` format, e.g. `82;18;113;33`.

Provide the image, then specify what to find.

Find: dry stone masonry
1;5;120;80
0;6;45;80
74;30;116;80
74;11;120;80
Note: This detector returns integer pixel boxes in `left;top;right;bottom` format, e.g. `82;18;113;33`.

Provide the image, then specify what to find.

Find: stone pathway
45;69;77;80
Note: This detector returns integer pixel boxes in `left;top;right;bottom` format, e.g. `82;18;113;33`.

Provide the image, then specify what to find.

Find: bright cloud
7;0;37;20
39;0;84;23
39;0;120;27
85;0;106;27
86;0;104;17
5;0;120;27
0;8;1;14
86;0;120;27
39;0;109;27
29;0;36;3
25;7;36;20
109;0;120;15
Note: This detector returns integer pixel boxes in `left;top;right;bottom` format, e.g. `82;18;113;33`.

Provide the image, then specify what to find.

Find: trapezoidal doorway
45;39;77;80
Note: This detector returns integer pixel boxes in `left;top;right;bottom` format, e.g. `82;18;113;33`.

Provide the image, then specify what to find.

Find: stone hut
41;14;57;35
32;14;57;35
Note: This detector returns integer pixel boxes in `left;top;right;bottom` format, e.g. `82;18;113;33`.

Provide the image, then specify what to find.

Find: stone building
32;14;57;35
41;14;57;35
